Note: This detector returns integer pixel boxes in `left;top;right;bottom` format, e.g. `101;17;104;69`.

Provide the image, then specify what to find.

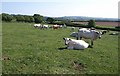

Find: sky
1;0;119;18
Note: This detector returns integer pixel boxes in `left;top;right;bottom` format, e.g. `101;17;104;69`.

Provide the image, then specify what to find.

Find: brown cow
53;24;60;29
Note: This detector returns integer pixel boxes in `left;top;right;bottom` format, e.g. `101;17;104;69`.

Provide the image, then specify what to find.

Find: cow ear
96;32;99;34
63;38;65;40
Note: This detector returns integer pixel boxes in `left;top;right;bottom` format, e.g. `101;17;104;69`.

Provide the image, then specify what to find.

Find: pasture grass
96;25;115;28
2;22;118;74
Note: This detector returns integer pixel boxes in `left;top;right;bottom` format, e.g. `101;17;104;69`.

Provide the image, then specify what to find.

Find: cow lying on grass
101;30;109;35
63;38;90;50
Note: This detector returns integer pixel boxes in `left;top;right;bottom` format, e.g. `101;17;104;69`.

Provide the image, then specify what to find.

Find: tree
29;16;34;22
88;19;96;27
2;13;13;22
15;15;25;22
33;14;43;23
46;17;54;24
24;16;34;23
24;15;30;22
62;19;71;25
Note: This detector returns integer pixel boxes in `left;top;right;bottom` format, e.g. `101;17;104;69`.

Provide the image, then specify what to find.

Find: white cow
34;24;41;28
77;28;102;46
70;32;78;37
37;24;49;29
71;27;75;32
62;24;67;28
63;38;89;50
43;25;49;29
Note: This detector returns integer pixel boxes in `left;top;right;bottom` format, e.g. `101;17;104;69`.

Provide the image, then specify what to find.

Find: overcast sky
1;0;119;18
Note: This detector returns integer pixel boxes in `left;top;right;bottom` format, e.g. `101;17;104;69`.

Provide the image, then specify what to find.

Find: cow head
63;38;72;45
95;31;102;39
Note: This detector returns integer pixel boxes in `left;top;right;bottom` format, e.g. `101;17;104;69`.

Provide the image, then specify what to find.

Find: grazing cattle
63;24;67;28
34;24;41;28
37;24;49;29
42;25;49;29
34;24;50;29
71;27;75;32
70;32;78;37
63;38;89;50
59;25;63;28
101;30;107;35
77;28;102;46
53;24;60;29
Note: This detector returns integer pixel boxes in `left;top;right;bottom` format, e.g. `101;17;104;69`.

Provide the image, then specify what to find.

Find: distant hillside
53;16;118;22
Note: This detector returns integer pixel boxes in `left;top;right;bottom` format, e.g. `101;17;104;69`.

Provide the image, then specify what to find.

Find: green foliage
88;19;96;27
15;15;25;22
2;13;40;23
24;16;34;23
46;17;54;23
115;26;120;29
14;15;34;23
95;26;120;31
62;19;71;24
2;13;13;22
33;14;44;23
29;16;35;22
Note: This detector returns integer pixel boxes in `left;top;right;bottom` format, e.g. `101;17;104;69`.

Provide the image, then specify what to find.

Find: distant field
73;22;119;27
2;22;118;74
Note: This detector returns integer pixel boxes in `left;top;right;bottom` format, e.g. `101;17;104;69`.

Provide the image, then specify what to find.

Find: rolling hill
54;16;118;22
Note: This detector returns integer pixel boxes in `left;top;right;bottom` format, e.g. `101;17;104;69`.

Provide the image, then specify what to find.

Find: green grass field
2;22;118;74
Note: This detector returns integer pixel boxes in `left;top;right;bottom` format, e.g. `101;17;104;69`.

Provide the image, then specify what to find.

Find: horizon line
1;12;118;19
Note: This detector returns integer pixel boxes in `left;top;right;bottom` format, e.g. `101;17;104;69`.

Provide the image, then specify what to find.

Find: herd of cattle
33;24;110;50
34;24;67;29
67;28;109;50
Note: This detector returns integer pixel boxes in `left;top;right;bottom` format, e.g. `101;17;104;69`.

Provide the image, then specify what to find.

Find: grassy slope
2;22;118;74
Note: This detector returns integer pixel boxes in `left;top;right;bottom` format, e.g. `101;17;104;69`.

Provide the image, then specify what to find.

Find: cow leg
91;40;93;46
88;45;93;48
77;37;79;40
80;37;82;40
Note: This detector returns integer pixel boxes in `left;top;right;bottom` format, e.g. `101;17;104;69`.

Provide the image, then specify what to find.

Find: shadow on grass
58;47;67;50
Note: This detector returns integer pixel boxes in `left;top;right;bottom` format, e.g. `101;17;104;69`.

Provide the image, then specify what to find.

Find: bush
115;26;120;29
2;13;13;22
88;20;96;27
95;26;120;31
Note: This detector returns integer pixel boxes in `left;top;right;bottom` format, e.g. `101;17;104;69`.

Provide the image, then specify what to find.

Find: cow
70;32;78;37
53;24;60;29
63;38;90;50
34;24;41;28
71;27;75;32
77;28;102;46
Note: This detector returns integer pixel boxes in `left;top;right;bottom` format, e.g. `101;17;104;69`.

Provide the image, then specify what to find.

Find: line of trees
1;13;96;28
2;13;13;22
1;13;55;24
